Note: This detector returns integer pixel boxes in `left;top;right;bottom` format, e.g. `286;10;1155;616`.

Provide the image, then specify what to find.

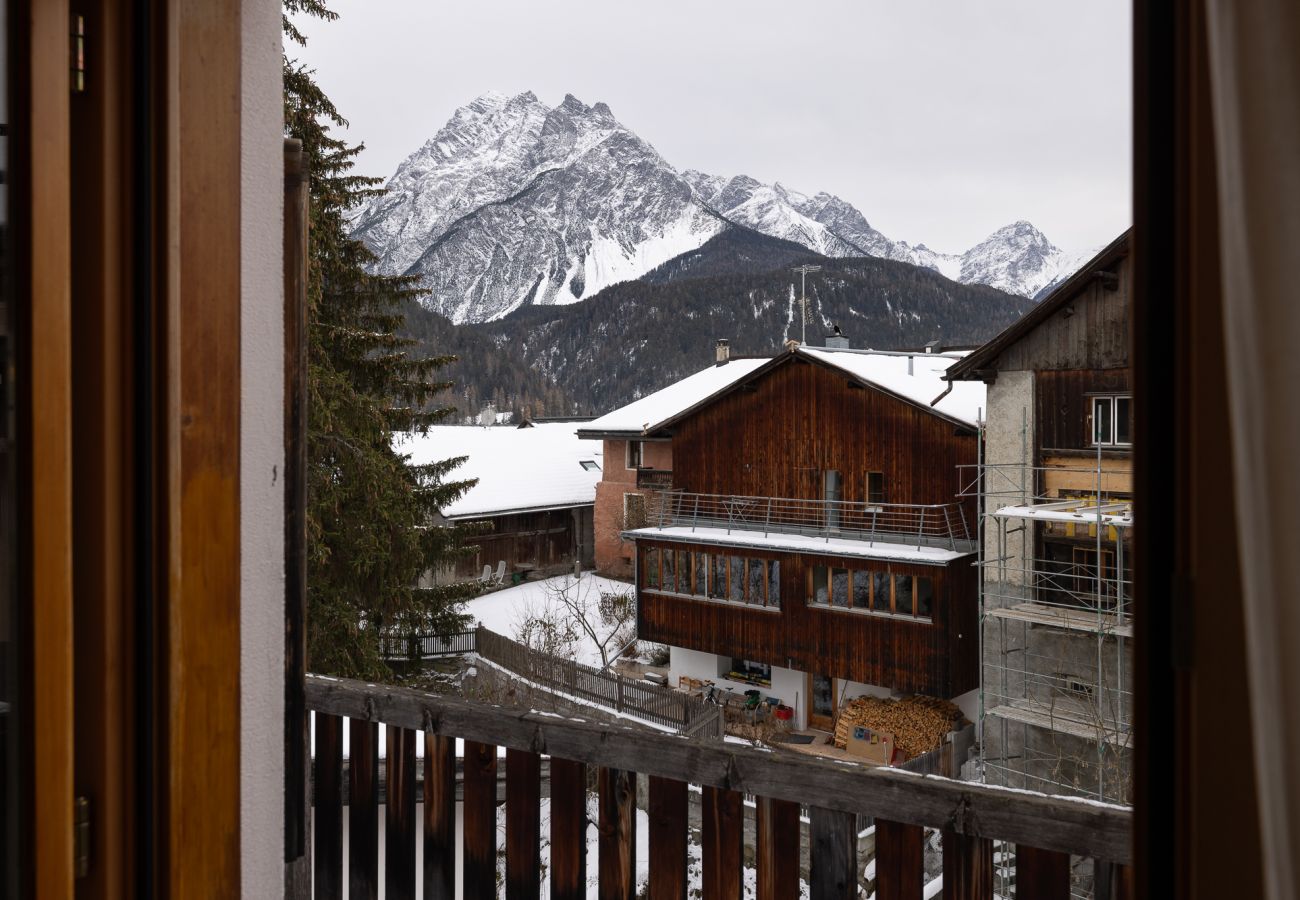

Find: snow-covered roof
395;423;602;519
796;347;985;427
578;358;770;437
623;525;974;565
581;346;984;439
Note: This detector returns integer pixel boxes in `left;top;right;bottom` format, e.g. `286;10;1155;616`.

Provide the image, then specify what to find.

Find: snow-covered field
465;572;635;669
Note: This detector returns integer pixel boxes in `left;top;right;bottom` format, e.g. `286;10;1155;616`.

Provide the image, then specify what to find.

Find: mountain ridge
354;91;1098;323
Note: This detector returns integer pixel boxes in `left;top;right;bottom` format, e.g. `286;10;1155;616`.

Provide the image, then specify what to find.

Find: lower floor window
725;657;772;686
641;547;780;608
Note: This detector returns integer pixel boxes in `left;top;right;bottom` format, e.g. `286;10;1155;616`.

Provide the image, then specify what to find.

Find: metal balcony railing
648;490;976;553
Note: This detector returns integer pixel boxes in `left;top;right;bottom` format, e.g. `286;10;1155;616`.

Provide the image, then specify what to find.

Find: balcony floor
624;524;973;564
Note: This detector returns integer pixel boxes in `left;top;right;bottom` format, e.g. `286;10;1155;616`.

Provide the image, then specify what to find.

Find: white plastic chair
477;564;492;585
492;560;507;586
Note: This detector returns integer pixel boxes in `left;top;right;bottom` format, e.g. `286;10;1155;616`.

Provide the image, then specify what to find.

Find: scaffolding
960;445;1134;899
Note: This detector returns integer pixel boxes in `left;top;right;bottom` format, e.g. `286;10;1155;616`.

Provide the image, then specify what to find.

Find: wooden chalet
585;338;987;730
401;422;601;583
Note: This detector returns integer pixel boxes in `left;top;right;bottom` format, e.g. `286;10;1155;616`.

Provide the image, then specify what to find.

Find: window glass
662;549;676;593
748;559;766;604
831;568;850;607
812;566;829;606
1116;396;1133;444
729;557;745;602
916;576;934;618
1093;397;1113;444
627;440;643;468
852;571;872;609
895;575;914;615
645;549;660;589
711;555;728;599
872;571;891;612
677;551;691;594
767;561;781;609
867;472;885;504
694;552;709;595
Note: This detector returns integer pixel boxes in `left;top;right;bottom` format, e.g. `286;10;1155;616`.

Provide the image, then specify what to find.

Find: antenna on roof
792;264;821;345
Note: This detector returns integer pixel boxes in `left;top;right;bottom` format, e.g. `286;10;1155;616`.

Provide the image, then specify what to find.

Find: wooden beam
313;715;344;900
1015;845;1069;900
462;741;498;900
305;675;1132;862
941;830;992;900
21;0;74;895
597;768;636;900
875;819;922;900
385;726;417;900
648;776;688;900
702;786;743;900
165;0;243;893
549;758;587;900
809;807;857;900
505;749;541;900
756;797;800;900
424;734;456;900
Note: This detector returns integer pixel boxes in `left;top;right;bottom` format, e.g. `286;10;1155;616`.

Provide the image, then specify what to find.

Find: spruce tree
285;0;484;678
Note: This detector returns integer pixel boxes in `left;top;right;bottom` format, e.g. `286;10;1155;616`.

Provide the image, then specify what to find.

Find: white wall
240;0;285;894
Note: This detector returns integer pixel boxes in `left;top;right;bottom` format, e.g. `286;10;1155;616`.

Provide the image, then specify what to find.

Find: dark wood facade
636;540;978;697
631;353;980;698
668;356;978;526
450;506;594;580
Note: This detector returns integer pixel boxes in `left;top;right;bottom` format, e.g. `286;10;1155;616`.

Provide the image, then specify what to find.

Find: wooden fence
378;629;477;660
305;674;1133;900
473;626;724;740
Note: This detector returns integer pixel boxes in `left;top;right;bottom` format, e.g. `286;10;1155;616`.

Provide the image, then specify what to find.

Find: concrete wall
240;0;284;893
981;370;1035;586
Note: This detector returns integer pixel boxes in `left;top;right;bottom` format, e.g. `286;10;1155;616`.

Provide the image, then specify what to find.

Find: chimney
907;356;914;376
824;324;850;350
924;339;941;354
715;338;730;365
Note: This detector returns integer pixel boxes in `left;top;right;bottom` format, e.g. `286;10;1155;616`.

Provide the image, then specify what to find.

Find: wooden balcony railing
304;674;1131;900
650;491;976;553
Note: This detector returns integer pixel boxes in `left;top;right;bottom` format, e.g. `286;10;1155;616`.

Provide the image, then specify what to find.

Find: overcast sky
292;1;1131;253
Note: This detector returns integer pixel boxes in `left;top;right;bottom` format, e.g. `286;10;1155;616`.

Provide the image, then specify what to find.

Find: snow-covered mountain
353;91;1097;323
687;172;1094;299
351;91;726;323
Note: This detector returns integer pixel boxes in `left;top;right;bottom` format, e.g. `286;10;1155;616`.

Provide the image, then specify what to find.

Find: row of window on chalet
641;547;934;621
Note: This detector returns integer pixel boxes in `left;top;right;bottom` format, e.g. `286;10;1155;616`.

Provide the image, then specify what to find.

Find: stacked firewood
832;695;963;759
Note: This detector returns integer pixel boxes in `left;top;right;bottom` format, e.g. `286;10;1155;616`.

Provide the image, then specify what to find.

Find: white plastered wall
240;0;285;893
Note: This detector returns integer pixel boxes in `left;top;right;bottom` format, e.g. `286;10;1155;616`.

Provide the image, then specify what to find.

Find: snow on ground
465;571;635;668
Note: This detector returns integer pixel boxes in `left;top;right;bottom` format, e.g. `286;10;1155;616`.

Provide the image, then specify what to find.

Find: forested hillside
403;238;1031;421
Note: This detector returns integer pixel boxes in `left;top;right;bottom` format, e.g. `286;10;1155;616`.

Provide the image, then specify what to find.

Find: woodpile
833;695;964;759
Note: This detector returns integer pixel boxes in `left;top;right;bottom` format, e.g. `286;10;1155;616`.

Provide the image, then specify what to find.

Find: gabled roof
946;228;1132;382
576;358;770;439
581;346;984;438
396;423;602;519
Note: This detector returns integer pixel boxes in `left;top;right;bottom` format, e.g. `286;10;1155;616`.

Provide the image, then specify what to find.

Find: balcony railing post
875;819;924;900
348;720;379;899
809;807;857;900
550;759;588;900
463;741;499;900
648;777;689;900
702;786;744;900
941;829;993;900
385;725;417;900
506;749;542;900
916;507;926;550
313;713;344;900
757;797;800;900
425;734;456;900
1015;845;1070;900
764;497;772;538
691;493;701;532
598;767;637;900
942;505;956;551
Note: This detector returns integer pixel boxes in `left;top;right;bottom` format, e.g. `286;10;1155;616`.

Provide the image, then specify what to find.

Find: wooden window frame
1090;393;1134;448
